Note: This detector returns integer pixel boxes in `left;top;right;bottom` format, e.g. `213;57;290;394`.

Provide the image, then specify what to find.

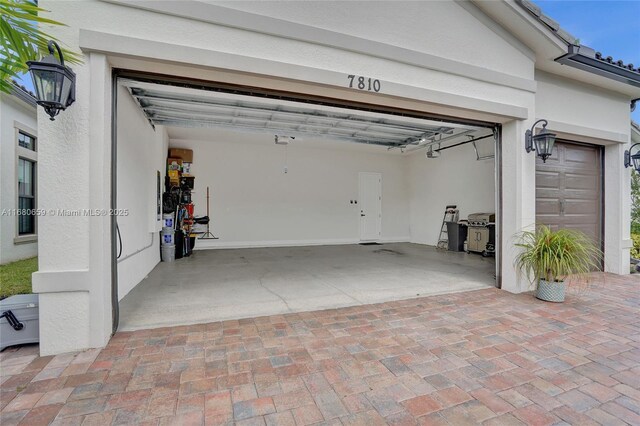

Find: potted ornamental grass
515;225;601;302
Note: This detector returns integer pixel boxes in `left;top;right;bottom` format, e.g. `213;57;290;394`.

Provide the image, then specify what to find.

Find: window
18;158;36;234
18;132;36;151
15;128;37;240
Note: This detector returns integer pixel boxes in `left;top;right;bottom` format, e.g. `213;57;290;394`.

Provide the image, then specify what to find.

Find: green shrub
632;234;640;259
515;225;601;283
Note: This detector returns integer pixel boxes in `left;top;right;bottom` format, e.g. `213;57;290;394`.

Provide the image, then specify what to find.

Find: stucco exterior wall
535;71;630;143
32;52;113;355
47;0;535;119
0;94;38;264
214;0;535;79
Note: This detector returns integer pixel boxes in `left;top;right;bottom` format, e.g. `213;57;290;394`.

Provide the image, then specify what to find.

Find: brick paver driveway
1;273;639;425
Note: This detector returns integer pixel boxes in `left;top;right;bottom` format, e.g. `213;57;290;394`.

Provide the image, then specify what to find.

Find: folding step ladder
437;205;459;249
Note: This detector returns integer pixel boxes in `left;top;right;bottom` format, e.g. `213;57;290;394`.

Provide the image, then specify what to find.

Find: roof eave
477;1;640;95
7;82;38;108
556;45;640;89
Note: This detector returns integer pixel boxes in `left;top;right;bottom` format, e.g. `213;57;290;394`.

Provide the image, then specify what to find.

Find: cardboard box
167;158;182;172
168;148;193;162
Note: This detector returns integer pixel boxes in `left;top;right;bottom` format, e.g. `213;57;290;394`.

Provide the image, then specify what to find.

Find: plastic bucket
161;227;175;245
161;244;175;262
163;213;174;228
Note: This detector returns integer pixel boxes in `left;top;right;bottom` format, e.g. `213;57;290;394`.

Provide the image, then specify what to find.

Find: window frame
14;121;38;244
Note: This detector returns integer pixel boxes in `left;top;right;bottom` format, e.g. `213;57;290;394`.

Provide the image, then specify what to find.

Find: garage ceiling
120;79;484;149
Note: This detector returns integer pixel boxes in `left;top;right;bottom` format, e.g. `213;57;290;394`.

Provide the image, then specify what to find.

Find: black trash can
174;230;184;259
446;222;467;252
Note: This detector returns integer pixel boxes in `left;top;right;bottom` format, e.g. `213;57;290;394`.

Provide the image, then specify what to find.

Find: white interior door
359;172;382;241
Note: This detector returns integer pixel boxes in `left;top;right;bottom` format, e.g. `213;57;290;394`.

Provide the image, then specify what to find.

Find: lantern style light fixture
624;143;640;172
27;40;76;121
525;119;557;163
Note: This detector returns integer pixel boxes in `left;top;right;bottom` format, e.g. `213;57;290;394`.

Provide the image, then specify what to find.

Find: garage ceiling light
120;80;481;149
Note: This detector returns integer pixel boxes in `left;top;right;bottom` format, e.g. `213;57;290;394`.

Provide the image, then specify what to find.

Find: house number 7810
347;75;381;92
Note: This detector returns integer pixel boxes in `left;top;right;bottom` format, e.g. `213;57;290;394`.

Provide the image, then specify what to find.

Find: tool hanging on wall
199;186;219;240
436;205;459;249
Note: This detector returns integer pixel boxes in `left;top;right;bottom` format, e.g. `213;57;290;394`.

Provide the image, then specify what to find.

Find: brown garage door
536;141;603;248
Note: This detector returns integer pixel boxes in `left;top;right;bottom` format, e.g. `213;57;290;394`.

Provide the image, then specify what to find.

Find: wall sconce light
525;119;556;163
27;40;76;121
624;143;640;172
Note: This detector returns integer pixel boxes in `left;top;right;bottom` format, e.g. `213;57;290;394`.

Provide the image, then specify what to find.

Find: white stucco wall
535;71;630;143
48;0;536;122
33;52;113;355
215;0;534;79
115;86;166;300
170;130;410;247
0;94;38;264
407;142;496;246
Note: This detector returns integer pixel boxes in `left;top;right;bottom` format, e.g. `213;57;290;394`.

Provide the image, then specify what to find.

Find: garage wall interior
116;80;497;300
116;85;168;299
409;143;496;246
169;130;495;249
169;131;411;248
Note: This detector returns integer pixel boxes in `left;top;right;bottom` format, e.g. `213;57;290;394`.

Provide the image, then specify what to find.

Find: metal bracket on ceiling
434;132;495;155
403;129;477;153
472;134;496;161
394;128;454;149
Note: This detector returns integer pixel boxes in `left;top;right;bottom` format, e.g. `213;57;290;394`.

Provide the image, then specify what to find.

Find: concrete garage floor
119;243;495;331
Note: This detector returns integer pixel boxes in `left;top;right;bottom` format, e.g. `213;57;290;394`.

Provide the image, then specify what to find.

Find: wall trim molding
33;270;91;293
543;119;629;145
100;0;536;93
79;30;529;121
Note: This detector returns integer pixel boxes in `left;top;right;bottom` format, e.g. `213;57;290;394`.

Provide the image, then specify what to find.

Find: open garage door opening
113;75;499;331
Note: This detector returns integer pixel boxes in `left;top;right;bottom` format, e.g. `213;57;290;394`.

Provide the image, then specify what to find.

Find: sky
16;1;640;121
534;0;640;122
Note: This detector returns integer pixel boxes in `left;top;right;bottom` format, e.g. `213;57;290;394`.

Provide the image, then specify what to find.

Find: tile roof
594;51;639;75
517;0;639;76
517;0;579;45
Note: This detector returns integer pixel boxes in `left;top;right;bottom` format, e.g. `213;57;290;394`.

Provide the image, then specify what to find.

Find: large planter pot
536;279;565;302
